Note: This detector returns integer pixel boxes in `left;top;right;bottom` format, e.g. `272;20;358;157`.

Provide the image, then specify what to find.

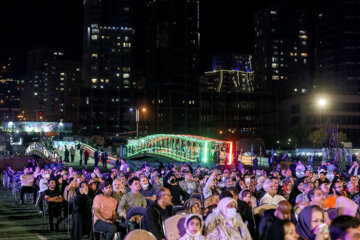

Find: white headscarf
213;197;237;221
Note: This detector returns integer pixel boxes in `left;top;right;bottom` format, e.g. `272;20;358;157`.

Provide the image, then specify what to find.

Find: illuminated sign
2;121;72;133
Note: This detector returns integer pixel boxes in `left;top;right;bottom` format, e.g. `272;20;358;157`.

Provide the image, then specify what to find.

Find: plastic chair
125;207;146;233
173;205;186;214
124;229;156;240
163;213;187;240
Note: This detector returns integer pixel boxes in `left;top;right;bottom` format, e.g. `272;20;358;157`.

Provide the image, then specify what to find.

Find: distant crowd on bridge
3;154;360;240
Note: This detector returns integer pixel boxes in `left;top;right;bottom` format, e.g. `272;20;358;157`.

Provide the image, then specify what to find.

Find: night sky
0;0;313;76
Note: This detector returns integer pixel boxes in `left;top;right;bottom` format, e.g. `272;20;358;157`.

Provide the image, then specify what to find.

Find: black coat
71;193;92;240
145;201;173;240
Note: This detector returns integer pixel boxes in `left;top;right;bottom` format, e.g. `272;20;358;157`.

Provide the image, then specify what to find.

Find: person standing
64;147;69;163
44;179;64;231
84;150;89;169
20;167;38;205
70;147;76;163
79;146;83;167
102;150;108;169
253;155;258;171
94;149;100;168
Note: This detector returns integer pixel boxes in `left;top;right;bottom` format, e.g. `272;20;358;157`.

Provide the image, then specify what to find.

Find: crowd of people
3;157;360;240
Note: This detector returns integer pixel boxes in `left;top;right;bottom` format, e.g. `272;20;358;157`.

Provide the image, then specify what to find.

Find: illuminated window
301;53;308;57
270;10;277;15
272;75;279;80
123;67;131;72
91;78;97;83
91;53;98;58
123;42;131;48
299;35;308;39
60;72;65;76
123;73;130;78
124;6;130;11
91;35;98;40
125;37;129;41
290;52;294;56
272;63;278;68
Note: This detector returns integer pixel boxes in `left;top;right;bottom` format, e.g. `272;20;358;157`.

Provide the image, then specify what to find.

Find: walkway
0;188;69;240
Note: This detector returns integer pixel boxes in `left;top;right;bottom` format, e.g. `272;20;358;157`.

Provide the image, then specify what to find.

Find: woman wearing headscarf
289;178;304;205
178;214;206;240
205;197;252;240
185;198;203;215
265;220;299;240
296;205;329;240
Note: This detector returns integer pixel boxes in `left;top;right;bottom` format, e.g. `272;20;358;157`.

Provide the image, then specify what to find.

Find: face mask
141;184;149;189
45;174;50;179
225;208;237;218
186;229;201;237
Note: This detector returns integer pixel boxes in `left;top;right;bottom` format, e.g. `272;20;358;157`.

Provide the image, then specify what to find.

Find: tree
308;127;347;148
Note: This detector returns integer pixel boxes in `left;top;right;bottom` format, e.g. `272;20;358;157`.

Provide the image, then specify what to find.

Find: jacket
145;201;173;240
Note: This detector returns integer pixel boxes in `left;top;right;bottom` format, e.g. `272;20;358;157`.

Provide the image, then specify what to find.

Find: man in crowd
92;180;118;240
120;159;130;175
70;147;76;163
139;176;156;201
44;179;64;231
20;167;38;205
179;170;199;195
324;180;345;209
102;150;108;169
94;149;100;168
111;179;125;203
145;187;174;240
117;177;147;220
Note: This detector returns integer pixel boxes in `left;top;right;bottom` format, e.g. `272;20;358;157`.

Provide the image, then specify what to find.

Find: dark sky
0;0;312;75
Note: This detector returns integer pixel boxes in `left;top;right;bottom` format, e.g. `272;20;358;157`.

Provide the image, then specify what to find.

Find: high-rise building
24;49;67;122
200;69;256;138
0;57;21;123
254;4;311;95
254;4;312;140
145;0;200;134
317;0;360;94
82;0;135;135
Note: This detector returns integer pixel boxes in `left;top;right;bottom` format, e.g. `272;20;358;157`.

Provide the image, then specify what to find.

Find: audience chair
163;213;187;240
124;229;156;240
173;205;186;214
125;207;146;233
189;193;203;202
41;200;50;231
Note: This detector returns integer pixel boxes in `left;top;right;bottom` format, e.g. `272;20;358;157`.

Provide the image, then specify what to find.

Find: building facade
145;0;200;134
82;0;135;135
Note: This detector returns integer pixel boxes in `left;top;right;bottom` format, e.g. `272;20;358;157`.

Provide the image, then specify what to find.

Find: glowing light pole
130;107;147;139
317;98;327;125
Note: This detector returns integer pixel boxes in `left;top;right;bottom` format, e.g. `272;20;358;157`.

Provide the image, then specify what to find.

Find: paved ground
0;188;70;240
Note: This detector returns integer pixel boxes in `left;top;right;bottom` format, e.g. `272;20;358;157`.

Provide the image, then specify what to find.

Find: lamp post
130;107;147;139
317;98;327;126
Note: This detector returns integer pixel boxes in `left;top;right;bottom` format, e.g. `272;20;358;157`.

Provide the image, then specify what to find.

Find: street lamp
317;98;327;125
130;107;147;138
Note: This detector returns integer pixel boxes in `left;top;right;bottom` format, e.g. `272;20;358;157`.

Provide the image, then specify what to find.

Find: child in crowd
178;214;205;240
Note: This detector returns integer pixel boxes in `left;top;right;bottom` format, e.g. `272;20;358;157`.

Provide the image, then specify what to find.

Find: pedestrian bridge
123;134;234;167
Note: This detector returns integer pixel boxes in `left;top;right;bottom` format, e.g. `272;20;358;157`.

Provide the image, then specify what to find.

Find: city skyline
0;0;313;75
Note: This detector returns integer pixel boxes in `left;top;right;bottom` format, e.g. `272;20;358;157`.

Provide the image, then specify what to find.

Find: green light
203;141;209;162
